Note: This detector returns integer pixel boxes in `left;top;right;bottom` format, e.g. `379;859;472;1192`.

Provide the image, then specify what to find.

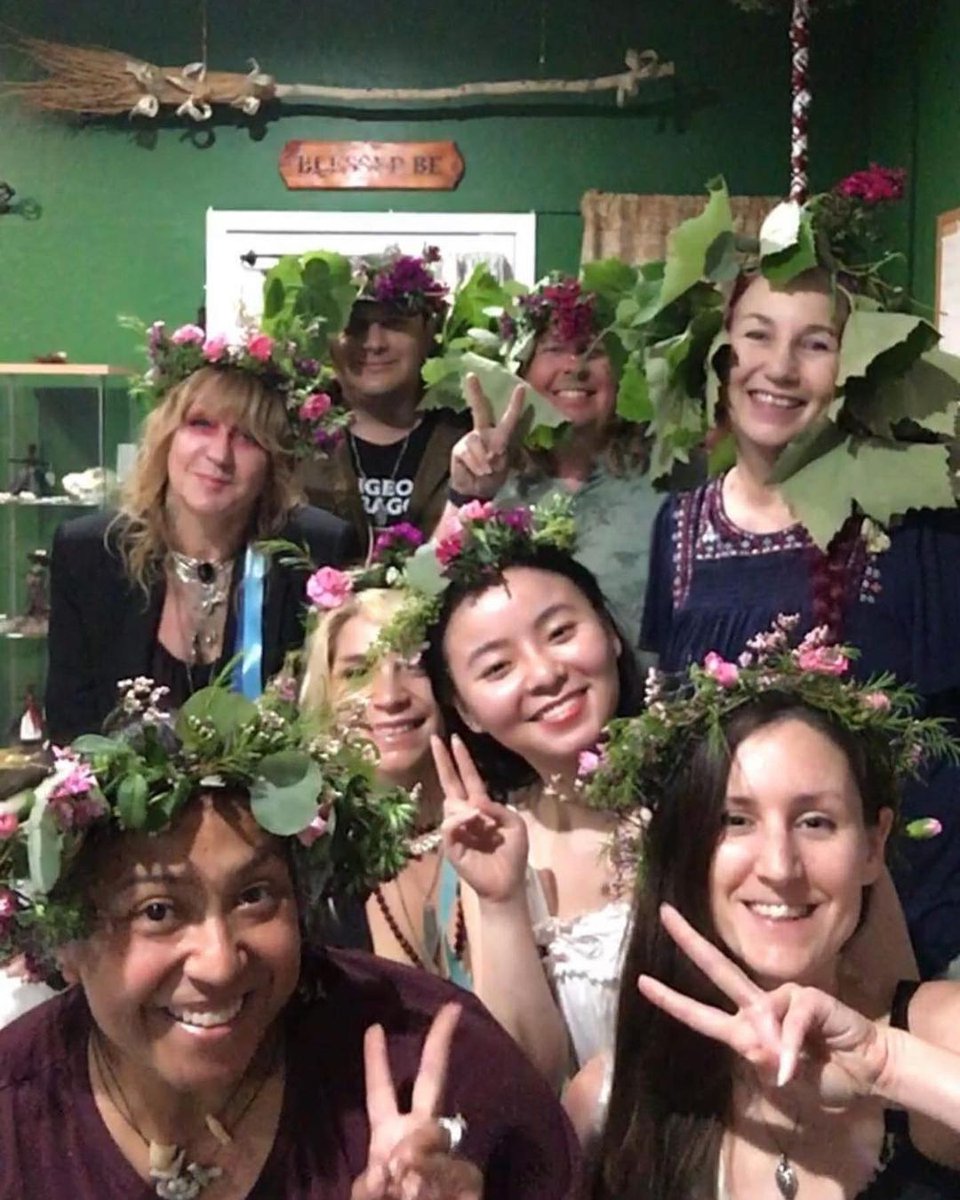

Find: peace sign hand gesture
352;1002;483;1200
639;905;893;1108
432;734;529;905
448;374;528;501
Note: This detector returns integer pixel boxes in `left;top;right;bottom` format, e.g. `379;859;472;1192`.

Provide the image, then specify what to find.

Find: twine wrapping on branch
1;32;674;120
789;0;812;202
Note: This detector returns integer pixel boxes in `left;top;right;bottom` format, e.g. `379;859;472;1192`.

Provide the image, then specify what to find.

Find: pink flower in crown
300;392;333;422
458;500;496;523
796;645;849;676
297;809;330;847
435;530;466;567
0;888;17;928
863;691;892;712
170;324;206;346
307;566;354;610
49;748;97;799
577;748;603;778
202;335;230;363
703;651;740;688
0;812;18;840
246;333;275;362
905;817;942;840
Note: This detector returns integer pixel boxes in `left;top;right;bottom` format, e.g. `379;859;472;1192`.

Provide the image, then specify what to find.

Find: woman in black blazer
46;357;355;743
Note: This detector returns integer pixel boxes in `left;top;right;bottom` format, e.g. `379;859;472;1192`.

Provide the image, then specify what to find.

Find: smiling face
523;328;616;427
332;302;433;405
331;611;442;789
709;716;890;991
66;794;300;1105
726;273;842;456
166;397;269;530
442;566;621;780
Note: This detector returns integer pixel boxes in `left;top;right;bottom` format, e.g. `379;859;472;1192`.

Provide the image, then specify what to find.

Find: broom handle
274;53;674;106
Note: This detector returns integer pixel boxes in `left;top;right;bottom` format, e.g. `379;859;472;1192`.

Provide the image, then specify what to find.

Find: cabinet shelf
0;496;101;508
0;365;138;740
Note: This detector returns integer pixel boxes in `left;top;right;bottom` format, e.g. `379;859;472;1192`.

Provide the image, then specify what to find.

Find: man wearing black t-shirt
303;251;469;560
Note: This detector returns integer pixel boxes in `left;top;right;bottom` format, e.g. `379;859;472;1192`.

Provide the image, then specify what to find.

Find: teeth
535;695;583;723
752;391;801;409
167;998;243;1028
747;903;813;920
554;390;590;401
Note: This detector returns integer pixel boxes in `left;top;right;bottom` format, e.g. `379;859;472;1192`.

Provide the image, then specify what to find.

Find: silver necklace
91;1030;277;1200
347;427;416;529
751;1080;801;1200
168;553;232;663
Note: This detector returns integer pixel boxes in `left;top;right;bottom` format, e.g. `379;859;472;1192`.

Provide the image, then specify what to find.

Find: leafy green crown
581;614;959;857
0;678;415;979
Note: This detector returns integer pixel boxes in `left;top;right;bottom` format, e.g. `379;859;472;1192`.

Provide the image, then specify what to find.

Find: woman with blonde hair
45;323;355;742
300;535;469;984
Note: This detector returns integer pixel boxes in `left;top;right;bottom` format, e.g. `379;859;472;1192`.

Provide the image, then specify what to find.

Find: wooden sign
279;141;464;190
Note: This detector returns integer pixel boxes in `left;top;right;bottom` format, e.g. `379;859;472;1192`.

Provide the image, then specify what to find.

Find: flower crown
364;495;578;666
580;615;959;856
757;163;907;308
128;319;352;456
304;521;426;615
353;245;449;320
497;274;603;368
0;677;415;980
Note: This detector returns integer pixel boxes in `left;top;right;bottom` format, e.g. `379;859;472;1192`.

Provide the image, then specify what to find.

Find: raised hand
448;374;528;500
352;1002;483;1200
638;904;891;1108
432;734;529;905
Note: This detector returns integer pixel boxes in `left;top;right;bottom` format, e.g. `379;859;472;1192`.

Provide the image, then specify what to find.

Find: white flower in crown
759;200;802;258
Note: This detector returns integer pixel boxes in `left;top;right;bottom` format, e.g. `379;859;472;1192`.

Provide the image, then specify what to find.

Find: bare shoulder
903;980;960;1050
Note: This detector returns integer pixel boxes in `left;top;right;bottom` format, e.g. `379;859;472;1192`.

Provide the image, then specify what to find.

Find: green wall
0;0;870;366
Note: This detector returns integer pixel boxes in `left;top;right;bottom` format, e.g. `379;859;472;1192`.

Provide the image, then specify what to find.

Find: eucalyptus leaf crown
125;317;350;456
0;678;415;980
580;614;959;856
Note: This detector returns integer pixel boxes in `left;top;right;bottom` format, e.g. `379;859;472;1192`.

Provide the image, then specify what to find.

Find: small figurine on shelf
13;686;44;746
0;550;52;638
8;444;55;497
18;549;50;636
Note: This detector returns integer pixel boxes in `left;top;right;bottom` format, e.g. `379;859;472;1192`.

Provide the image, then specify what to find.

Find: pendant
422;902;441;966
774;1154;798;1200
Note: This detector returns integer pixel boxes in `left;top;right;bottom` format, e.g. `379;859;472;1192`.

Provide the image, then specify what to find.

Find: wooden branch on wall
1;32;674;121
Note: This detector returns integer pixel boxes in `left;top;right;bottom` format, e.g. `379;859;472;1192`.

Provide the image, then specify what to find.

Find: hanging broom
1;30;674;122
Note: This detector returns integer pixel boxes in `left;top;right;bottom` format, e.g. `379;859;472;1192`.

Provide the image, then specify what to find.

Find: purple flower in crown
373;523;425;559
148;321;167;355
499;507;533;532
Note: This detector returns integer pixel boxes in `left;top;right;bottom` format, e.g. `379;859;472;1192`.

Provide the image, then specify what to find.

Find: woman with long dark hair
586;626;960;1199
397;500;643;1085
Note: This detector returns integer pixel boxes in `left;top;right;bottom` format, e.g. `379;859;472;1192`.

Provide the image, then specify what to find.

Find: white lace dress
526;871;631;1068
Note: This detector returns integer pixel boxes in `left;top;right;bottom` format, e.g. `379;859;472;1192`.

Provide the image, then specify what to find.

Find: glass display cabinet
0;365;138;750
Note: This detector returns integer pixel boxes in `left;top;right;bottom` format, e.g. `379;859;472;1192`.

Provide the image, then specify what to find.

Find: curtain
580;189;782;264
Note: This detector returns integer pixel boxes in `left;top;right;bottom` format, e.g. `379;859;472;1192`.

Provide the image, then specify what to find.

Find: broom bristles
1;31;265;115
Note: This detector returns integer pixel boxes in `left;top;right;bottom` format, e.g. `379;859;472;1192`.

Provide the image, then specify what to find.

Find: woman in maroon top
0;709;577;1200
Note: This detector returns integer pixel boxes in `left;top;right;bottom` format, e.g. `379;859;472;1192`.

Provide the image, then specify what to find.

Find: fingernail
776;1053;790;1087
